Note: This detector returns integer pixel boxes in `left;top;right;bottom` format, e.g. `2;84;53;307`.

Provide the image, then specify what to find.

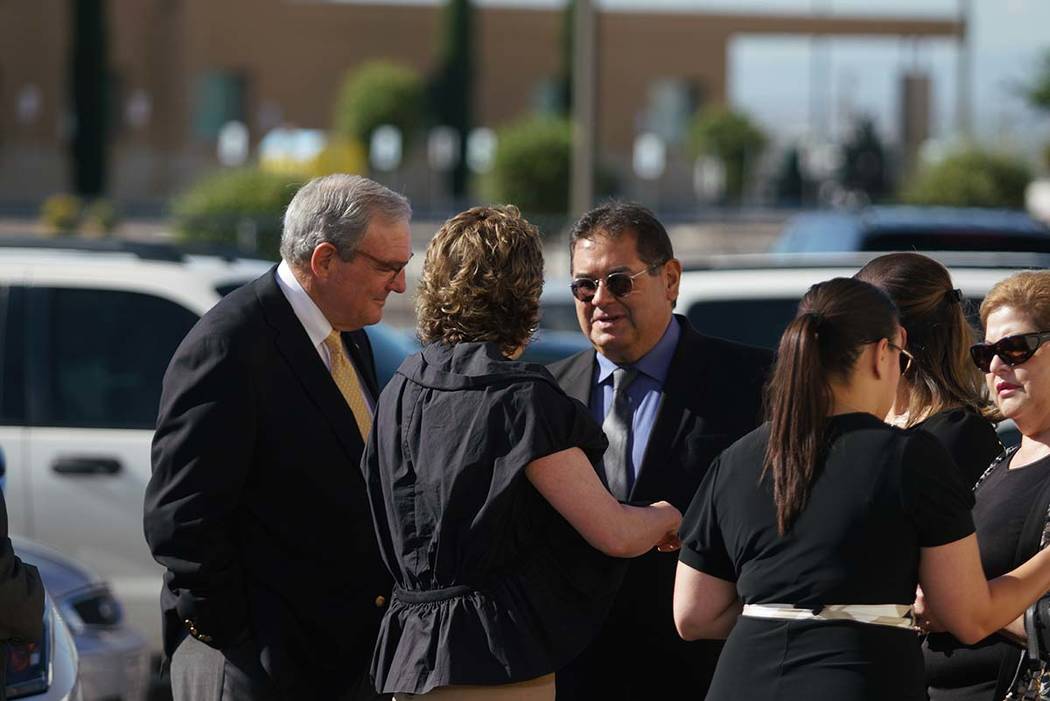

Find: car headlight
4;598;53;699
59;584;123;632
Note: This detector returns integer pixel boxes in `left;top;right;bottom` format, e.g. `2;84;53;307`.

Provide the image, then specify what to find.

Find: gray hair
280;174;411;267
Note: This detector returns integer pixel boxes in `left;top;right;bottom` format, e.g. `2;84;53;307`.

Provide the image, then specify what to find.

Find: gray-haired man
145;174;411;700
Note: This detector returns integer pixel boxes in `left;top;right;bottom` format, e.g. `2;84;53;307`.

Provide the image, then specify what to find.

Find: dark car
772;206;1050;254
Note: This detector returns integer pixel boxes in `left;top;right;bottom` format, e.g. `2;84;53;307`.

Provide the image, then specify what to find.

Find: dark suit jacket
0;491;43;643
144;268;392;699
548;315;772;700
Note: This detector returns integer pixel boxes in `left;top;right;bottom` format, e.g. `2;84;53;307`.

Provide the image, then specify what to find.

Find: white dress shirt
274;260;375;407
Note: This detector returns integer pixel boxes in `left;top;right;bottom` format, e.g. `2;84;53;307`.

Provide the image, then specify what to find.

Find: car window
0;286;26;425
686;295;986;350
864;230;1050;253
539;302;580;332
30;288;199;429
686;298;801;349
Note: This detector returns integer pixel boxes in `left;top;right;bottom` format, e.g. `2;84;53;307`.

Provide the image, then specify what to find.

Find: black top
679;413;975;700
918;408;1002;488
926;452;1050;700
362;342;624;695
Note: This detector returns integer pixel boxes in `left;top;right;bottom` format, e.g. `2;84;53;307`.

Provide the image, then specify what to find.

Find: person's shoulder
678;318;773;369
546;346;593;378
179;271;272;355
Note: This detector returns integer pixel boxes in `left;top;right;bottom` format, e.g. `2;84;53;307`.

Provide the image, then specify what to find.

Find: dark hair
569;201;674;270
855;252;990;422
764;278;899;535
416;205;544;357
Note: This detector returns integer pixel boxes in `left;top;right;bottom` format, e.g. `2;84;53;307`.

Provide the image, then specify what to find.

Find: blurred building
0;0;961;207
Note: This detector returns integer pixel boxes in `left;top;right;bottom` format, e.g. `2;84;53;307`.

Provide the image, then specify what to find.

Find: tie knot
612;366;638;394
323;330;344;353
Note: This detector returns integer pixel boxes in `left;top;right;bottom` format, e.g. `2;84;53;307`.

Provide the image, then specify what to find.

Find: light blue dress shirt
589;317;680;486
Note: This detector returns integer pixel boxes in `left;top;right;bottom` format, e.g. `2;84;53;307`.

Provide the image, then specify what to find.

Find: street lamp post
571;0;596;218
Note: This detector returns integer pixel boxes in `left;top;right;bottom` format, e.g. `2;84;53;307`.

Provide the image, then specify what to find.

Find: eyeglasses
570;264;662;303
969;331;1050;373
355;249;411;283
887;342;914;375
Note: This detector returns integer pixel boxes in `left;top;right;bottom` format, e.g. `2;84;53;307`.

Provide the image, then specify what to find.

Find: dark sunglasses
570;264;662;303
970;331;1050;372
888;342;914;375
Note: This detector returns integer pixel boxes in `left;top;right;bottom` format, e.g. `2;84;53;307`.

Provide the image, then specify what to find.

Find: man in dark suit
549;202;772;700
144;174;412;700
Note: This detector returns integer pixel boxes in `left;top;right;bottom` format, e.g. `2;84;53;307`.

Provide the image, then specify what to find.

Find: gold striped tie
323;330;373;439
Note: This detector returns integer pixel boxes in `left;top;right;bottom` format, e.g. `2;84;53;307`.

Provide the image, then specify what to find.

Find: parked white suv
541;251;1050;446
0;239;279;674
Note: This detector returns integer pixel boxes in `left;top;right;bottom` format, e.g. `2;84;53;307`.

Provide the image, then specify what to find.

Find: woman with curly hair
361;206;681;700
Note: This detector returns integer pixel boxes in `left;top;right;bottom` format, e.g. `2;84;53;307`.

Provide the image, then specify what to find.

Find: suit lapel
558;350;596;405
631;318;716;501
254;270;366;456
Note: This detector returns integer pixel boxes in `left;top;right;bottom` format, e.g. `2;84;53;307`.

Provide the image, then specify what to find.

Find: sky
345;0;1050;154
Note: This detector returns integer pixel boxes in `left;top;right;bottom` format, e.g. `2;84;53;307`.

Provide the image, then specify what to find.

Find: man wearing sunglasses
549;202;773;700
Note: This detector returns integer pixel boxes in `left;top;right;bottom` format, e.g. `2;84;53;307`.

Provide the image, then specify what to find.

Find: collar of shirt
595;316;680;385
275;260;334;359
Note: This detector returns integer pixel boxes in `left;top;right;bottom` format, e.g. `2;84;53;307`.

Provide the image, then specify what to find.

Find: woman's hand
656;531;681;553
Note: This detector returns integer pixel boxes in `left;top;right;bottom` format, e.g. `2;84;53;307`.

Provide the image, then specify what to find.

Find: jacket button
375;595;387;608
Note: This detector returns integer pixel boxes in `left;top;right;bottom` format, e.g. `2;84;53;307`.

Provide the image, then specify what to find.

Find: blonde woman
362;206;680;700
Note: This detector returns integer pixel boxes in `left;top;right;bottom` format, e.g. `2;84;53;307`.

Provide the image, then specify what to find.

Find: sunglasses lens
605;273;634;297
571;280;597;302
970;344;993;372
997;336;1036;366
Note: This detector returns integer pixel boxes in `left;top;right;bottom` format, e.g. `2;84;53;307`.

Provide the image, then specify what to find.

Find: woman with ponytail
672;278;1050;701
855;252;1001;486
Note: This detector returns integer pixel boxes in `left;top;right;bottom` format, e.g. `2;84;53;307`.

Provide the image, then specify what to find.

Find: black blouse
917;408;1002;488
361;342;624;695
680;413;975;606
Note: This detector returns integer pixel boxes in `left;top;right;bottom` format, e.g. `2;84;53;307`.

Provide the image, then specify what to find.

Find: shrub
170;168;304;259
901;148;1032;209
333;61;425;155
82;199;120;237
488;116;571;225
40;194;82;235
689;107;767;202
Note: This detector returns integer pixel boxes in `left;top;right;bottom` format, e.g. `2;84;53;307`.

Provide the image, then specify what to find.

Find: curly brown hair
416;206;544;357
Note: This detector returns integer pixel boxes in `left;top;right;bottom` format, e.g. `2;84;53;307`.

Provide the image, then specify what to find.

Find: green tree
1023;48;1050;113
333;61;425;155
840;117;890;202
70;0;110;196
555;0;575;116
488;116;572;224
689;107;767;203
1021;47;1050;169
901;149;1031;209
171;168;305;259
429;0;474;197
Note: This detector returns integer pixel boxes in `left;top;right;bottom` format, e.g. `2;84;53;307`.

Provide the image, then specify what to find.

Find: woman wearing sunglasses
920;270;1050;701
855;253;1001;487
673;277;1050;701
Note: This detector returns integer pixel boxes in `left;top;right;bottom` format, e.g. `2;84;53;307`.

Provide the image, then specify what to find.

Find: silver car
4;593;79;700
12;538;149;701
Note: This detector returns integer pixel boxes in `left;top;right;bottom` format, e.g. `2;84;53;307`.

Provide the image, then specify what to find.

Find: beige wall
0;0;960;202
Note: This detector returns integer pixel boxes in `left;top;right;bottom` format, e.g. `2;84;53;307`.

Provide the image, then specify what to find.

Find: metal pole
571;0;596;218
956;0;973;139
